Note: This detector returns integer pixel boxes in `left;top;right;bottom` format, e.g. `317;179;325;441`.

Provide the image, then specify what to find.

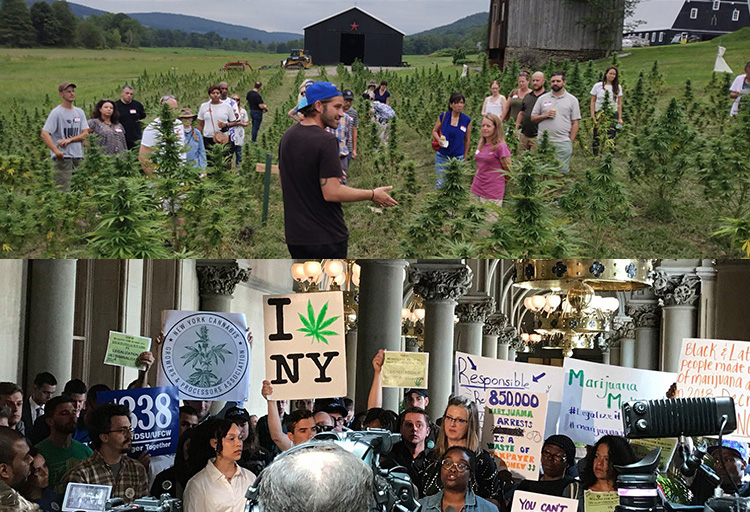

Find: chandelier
401;294;425;348
291;260;360;331
514;259;653;356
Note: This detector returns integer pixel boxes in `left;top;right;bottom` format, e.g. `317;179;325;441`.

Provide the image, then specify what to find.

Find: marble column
345;327;358;402
626;296;661;370
409;261;472;420
614;319;636;368
482;315;506;359
196;260;251;415
27;260;77;388
653;270;700;373
696;259;718;339
356;260;408;414
456;296;496;355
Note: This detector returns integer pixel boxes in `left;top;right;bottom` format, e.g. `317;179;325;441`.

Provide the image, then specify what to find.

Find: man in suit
21;372;56;435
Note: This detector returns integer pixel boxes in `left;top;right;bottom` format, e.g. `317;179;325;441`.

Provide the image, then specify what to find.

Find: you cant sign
263;291;347;401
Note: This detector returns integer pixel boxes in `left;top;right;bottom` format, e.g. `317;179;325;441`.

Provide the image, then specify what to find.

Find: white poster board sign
482;390;548;480
559;358;677;445
263;291;347;401
511;490;578;512
455;351;564;436
676;338;750;440
157;310;251;401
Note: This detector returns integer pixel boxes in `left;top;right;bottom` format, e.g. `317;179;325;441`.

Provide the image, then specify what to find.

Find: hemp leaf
297;300;339;345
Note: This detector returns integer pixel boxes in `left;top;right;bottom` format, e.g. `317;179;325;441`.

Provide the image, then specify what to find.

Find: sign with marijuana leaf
157;310;251;401
104;331;151;369
381;351;429;388
263;291;347;401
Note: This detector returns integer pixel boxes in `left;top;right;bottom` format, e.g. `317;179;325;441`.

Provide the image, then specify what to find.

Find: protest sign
455;351;564;436
97;386;179;457
103;331;151;369
263;291;347;401
559;358;677;445
511;490;578;512
676;338;750;440
157;310;251;401
630;437;678;473
381;351;429;388
584;491;619;512
482;390;548;480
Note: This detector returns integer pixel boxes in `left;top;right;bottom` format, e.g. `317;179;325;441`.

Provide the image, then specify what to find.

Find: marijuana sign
157;310;251;401
263;291;347;401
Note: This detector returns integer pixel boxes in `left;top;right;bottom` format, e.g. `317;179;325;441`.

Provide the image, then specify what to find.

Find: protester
71;383;111;447
314;411;335;433
183;401;212;425
381;407;432;490
230;94;249;167
150;426;195;499
277;81;397;258
261;380;316;451
35;396;93;493
197;85;235;156
246;81;268;143
0;407;10;427
482;80;507;119
516;71;546;154
19;448;61;512
29;379;86;446
255;397;286;458
64;403;148;503
471;113;512;211
0;427;37;511
707;440;750;495
22;373;56;435
315;398;349;433
432;92;472;188
179;108;207;172
419;446;499;512
362;408;398;432
531;71;581;173
590;66;623;155
342;89;358;168
62;380;86;419
183;418;256;512
514;434;579;499
224;407;272;475
138;95;186;175
505;71;531;124
730;61;750;116
257;442;374;512
179;405;199;436
374;80;391;105
421;396;504;506
115;85;147;150
88;99;128;155
0;383;25;435
578;435;636;511
40;82;89;190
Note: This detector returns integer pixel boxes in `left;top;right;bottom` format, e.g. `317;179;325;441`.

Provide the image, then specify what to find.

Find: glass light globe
521;333;529;341
531;295;547;311
545;294;562;310
567;282;595;311
415;308;425;320
402;308;410;320
524;297;533;310
352;274;360;287
303;260;322;279
602;297;620;312
334;274;346;286
291;263;306;282
324;260;345;277
352;263;361;277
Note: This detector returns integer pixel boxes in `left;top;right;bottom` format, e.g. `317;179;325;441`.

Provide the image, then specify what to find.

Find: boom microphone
621;397;736;439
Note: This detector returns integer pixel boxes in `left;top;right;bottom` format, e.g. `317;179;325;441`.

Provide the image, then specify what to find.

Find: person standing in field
531;71;581;173
245;81;268;143
342;89;358;169
114;85;146;150
41;82;89;191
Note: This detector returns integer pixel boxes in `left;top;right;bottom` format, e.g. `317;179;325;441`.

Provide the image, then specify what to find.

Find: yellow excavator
281;49;313;70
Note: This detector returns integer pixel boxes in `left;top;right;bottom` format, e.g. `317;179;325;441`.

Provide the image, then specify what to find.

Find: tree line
0;0;303;52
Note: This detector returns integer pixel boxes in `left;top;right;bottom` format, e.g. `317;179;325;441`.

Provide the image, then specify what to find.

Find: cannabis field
1;30;750;258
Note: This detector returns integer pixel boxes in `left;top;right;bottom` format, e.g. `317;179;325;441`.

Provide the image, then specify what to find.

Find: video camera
105;494;182;512
618;397;740;512
245;429;421;512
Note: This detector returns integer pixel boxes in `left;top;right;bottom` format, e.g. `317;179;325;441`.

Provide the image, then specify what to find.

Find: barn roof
303;6;405;35
627;0;684;30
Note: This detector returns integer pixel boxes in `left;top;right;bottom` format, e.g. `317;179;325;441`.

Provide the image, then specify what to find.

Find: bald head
531;72;545;92
163;97;178;110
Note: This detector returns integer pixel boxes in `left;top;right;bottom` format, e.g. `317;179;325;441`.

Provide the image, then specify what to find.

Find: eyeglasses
332;416;346;425
441;459;470;472
541;449;566;463
313;424;334;433
443;414;468;425
107;427;135;435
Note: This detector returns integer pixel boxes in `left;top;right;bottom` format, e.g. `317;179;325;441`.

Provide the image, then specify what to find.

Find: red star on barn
350;22;359;31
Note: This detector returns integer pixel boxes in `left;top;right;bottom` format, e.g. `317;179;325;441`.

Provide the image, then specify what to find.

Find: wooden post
262;153;272;226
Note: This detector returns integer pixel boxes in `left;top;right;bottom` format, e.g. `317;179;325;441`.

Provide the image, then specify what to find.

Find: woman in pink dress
470;113;512;211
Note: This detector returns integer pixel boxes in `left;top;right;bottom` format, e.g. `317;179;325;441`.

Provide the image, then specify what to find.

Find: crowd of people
1;345;748;512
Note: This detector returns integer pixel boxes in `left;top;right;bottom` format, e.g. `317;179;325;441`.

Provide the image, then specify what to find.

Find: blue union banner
97;386;180;457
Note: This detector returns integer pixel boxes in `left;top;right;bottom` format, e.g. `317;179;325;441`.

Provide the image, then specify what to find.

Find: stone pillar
455;296;496;355
356;260;408;414
482;315;506;359
409;262;472;420
653;270;700;373
196;260;251;415
27;260;77;387
696;259;718;339
345;327;358;401
626;296;661;370
614;319;636;368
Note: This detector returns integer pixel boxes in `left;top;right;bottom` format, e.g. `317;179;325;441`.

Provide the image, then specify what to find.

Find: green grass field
1;28;749;259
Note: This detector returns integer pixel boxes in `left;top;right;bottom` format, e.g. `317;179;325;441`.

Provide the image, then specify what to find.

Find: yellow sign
381;351;429;388
104;331;151;369
630;437;678;472
584;491;619;512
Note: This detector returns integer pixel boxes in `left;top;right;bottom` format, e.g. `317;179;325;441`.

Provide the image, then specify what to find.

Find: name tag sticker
115;127;122;132
130;109;137;114
460;125;467;132
543;101;553;107
475;149;480;155
512;95;519;99
73;117;80;123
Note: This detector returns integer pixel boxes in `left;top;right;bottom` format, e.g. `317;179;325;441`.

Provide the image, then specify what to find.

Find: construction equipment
281;49;312;70
221;60;253;72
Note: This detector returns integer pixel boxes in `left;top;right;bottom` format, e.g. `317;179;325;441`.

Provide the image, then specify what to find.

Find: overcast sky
71;0;491;35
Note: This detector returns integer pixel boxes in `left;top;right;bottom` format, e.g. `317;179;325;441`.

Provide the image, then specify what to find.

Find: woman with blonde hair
471;113;512;209
420;396;505;507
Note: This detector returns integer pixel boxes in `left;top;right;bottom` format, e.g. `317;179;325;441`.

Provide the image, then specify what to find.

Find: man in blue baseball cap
708;439;750;495
278;81;398;258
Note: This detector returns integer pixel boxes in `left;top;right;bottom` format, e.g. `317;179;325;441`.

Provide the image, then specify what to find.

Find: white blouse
183;459;256;512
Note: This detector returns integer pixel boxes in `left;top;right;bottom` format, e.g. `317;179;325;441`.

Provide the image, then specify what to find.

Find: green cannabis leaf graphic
297;300;340;344
181;325;232;387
